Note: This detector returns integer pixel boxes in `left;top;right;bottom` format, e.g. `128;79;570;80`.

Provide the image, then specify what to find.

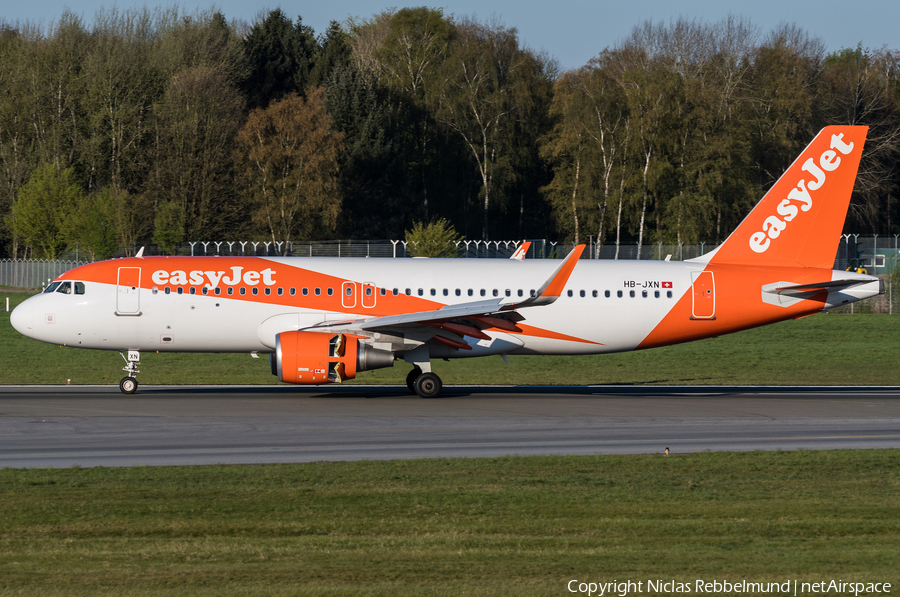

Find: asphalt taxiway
0;385;897;468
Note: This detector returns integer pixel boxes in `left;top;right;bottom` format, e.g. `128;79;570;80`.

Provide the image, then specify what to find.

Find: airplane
10;125;884;397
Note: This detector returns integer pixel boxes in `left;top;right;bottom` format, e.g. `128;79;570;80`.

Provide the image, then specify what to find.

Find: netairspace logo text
567;579;892;597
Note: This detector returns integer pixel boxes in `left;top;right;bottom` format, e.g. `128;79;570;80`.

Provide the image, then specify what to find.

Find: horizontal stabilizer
763;279;873;297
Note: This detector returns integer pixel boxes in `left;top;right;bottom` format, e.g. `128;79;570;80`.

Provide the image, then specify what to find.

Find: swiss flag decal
662;281;673;288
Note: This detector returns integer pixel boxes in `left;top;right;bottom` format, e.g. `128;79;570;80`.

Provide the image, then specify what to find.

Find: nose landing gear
119;350;141;394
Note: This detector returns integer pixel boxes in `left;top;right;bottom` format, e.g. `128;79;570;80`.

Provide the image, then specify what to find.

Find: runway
0;385;898;468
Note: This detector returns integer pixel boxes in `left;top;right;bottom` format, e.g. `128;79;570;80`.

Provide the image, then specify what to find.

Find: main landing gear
405;366;443;399
119;350;140;394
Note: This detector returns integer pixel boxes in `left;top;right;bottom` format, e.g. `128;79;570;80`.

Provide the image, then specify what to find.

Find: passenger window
617;290;623;298
418;289;424;296
468;289;474;296
202;287;208;295
346;287;352;296
405;288;411;296
567;290;573;297
517;289;523;297
505;289;511;297
667;291;673;299
380;288;386;296
303;288;308;296
315;288;321;296
430;289;436;296
289;288;295;296
530;289;536;297
480;289;486;297
74;282;85;295
366;287;373;296
493;289;499;297
654;290;660;298
642;290;648;298
327;288;333;296
277;288;283;296
264;288;270;296
443;289;448;296
605;290;610;298
579;290;585;298
456;289;461;296
165;287;171;295
215;287;222;295
178;287;184;295
592;290;598;298
392;288;399;296
152;287;158;295
252;288;259;295
629;290;636;298
190;287;196;295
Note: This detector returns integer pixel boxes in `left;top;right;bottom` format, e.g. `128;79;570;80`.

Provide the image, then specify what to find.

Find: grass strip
1;451;898;595
2;292;899;386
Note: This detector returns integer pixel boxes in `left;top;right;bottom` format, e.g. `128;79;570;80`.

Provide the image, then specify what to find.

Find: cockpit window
50;281;85;295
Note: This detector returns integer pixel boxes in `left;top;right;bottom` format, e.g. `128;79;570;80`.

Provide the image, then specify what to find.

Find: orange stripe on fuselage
637;263;830;350
59;257;443;317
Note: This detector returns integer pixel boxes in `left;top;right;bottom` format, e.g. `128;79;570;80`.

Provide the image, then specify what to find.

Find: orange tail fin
708;126;868;268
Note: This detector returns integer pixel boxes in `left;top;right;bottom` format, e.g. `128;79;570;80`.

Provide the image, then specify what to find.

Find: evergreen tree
310;21;352;87
241;9;317;109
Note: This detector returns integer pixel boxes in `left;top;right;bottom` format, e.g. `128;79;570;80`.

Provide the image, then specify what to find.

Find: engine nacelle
272;331;394;385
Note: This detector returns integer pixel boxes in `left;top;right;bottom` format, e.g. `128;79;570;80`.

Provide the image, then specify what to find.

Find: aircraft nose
10;299;34;336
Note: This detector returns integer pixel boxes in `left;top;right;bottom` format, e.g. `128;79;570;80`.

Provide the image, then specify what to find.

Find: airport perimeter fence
0;258;88;290
50;235;897;267
3;236;898;313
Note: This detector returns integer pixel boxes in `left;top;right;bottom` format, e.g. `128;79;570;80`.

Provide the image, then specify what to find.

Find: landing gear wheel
414;372;442;399
406;367;422;394
119;376;138;394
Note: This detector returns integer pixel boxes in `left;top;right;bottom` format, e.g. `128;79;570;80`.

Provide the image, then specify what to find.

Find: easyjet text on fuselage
151;266;277;288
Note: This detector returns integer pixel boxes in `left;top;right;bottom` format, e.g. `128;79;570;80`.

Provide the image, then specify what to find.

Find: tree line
1;7;898;259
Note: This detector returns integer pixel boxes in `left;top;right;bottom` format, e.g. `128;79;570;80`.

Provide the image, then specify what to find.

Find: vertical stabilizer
709;126;867;268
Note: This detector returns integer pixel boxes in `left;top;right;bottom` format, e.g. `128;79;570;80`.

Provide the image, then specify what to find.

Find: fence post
873;234;878;273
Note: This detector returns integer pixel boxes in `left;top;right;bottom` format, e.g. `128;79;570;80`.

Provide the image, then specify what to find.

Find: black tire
119;376;138;394
414;372;442;399
406;367;422;393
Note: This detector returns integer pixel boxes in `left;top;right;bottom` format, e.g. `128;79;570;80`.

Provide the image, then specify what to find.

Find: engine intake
273;331;394;385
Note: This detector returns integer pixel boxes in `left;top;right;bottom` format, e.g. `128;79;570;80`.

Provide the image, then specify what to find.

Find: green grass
1;451;898;596
2;291;899;386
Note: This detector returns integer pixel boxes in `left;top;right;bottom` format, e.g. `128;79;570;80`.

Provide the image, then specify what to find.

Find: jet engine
272;331;394;384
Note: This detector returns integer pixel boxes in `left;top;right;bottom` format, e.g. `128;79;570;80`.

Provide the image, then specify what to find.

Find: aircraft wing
306;245;585;348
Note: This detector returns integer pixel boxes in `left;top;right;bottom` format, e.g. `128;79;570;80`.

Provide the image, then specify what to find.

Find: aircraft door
117;267;141;314
690;271;715;319
361;283;376;308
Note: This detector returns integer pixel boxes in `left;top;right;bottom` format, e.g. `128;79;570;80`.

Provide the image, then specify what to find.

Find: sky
2;0;898;70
